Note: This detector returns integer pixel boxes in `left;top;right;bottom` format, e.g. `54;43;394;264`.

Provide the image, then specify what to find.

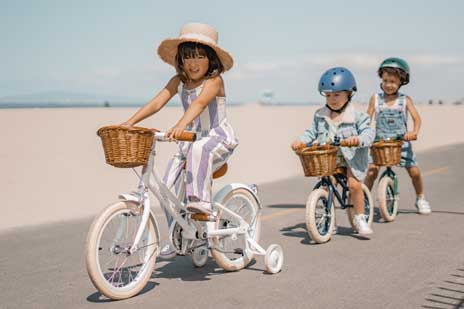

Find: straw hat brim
157;37;234;71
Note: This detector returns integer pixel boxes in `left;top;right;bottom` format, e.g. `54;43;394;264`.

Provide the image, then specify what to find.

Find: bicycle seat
213;163;228;179
181;162;228;179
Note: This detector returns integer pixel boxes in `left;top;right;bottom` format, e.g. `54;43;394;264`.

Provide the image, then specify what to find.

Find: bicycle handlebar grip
176;131;196;142
340;140;359;147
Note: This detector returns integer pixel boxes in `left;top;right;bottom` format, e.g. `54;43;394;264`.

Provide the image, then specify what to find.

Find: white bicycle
86;127;284;300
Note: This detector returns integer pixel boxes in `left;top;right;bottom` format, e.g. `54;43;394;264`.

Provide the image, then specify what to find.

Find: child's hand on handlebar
167;124;187;140
342;136;360;147
291;140;306;151
404;131;418;141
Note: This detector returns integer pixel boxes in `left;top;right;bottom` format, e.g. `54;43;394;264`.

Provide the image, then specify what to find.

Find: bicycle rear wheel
85;201;158;300
211;188;261;271
377;176;398;222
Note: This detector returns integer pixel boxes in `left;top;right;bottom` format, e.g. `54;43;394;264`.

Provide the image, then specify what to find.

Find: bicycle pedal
191;213;216;221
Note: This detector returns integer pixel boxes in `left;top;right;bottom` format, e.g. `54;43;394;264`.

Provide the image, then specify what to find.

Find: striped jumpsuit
162;81;238;225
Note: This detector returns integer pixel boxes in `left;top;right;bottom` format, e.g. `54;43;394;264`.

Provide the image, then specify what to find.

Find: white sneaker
353;214;373;236
159;244;177;260
415;197;432;215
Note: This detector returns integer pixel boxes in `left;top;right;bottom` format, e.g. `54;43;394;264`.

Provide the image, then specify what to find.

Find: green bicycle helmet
378;57;410;85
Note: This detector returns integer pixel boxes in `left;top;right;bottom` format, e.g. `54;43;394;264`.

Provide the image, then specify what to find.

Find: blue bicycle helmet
318;67;357;95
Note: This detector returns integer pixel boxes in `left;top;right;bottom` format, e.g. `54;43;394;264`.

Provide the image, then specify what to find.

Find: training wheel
192;246;209;268
264;244;283;274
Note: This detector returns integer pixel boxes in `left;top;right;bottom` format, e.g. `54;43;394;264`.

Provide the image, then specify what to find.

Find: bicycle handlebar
153;130;196;142
374;134;417;143
303;136;359;149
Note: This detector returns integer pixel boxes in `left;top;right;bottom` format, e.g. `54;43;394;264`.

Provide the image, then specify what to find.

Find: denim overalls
371;92;417;167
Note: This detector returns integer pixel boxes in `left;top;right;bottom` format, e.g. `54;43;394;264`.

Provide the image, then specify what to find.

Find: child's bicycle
86;126;284;300
371;135;416;222
295;138;373;244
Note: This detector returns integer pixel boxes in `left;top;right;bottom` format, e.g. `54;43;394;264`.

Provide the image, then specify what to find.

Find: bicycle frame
126;137;266;256
313;173;352;213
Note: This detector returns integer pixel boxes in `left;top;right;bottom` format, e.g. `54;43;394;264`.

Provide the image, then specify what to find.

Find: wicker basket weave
97;126;154;168
296;145;338;177
371;140;403;166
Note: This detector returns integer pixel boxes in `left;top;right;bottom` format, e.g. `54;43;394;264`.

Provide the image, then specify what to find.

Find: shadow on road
86;257;261;302
153;255;260;281
422;265;464;308
86;281;159;303
280;222;370;244
398;209;464;216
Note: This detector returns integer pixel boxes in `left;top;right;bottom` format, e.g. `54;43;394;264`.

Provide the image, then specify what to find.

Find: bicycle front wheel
305;188;335;244
85;201;158;300
377;176;398;222
211;188;261;271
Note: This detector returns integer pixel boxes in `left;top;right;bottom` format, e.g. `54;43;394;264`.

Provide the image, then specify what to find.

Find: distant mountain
0;91;145;104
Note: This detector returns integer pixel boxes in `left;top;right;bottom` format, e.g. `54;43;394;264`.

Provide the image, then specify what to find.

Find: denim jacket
299;104;375;181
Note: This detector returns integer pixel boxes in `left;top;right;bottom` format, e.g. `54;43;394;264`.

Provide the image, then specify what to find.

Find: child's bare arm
124;75;180;126
405;96;421;140
366;95;375;118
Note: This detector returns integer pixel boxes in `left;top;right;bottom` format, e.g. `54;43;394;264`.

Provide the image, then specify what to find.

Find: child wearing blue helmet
364;57;431;215
292;67;375;236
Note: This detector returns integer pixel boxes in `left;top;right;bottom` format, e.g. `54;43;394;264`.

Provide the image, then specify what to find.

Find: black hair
175;42;224;82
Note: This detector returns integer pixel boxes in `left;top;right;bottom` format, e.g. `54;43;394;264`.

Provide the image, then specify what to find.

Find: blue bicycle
300;138;374;244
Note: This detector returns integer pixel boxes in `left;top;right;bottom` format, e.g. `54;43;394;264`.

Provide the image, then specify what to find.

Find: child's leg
347;168;373;235
401;141;426;197
406;166;424;196
186;137;231;205
401;142;431;213
364;164;379;190
162;153;186;226
347;168;364;215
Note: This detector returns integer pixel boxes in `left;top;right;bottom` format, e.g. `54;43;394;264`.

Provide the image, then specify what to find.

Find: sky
1;0;464;103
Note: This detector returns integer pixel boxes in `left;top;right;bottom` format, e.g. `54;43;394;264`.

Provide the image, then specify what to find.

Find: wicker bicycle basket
295;145;338;177
97;125;154;168
371;140;403;166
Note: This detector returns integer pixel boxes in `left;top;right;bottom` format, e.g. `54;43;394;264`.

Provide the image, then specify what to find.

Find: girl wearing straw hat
122;22;238;257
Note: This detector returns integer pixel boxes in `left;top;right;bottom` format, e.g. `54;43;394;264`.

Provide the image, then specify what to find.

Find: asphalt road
1;144;463;308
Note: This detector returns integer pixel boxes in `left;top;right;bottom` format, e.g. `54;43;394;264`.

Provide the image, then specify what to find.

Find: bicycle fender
119;192;142;203
118;192;161;250
213;183;262;209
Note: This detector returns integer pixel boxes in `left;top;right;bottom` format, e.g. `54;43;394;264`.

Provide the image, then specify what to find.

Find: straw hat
157;22;234;71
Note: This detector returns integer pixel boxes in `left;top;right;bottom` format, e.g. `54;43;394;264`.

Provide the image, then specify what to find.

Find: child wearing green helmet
364;57;431;215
